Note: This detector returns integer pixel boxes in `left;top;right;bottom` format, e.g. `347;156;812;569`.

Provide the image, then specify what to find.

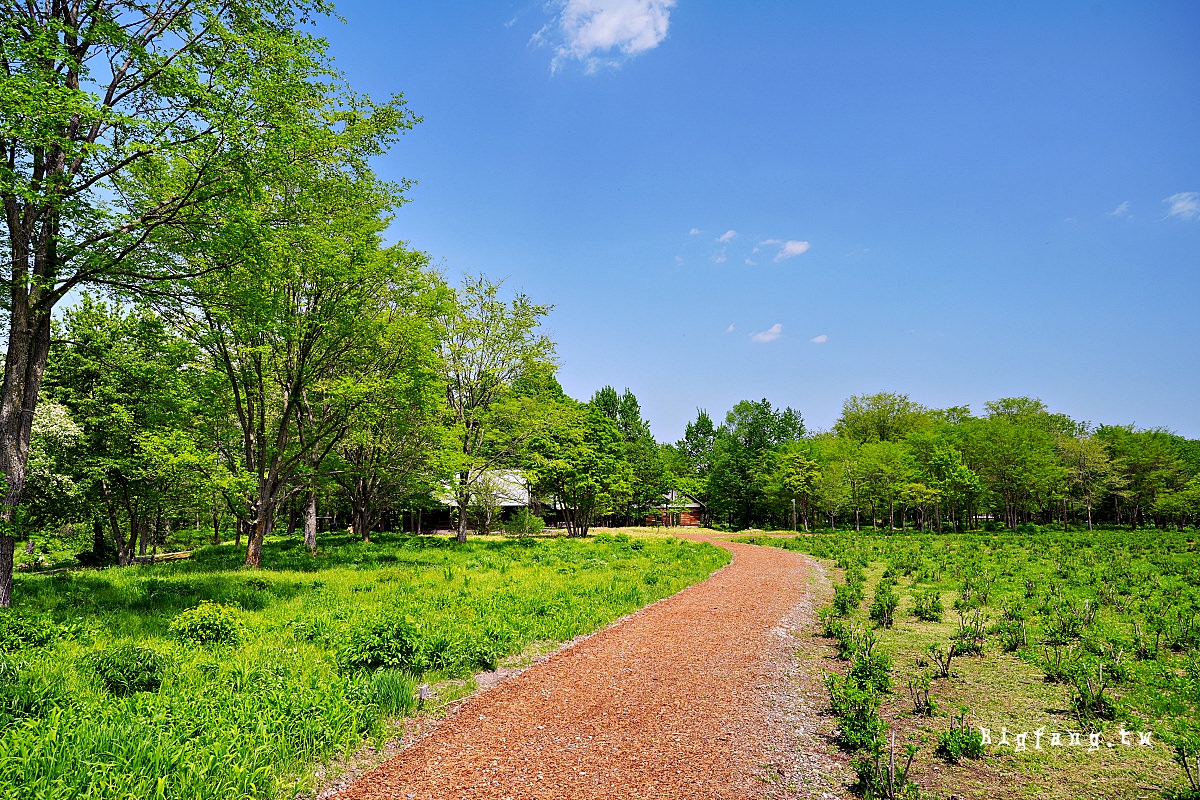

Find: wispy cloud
689;227;702;236
810;334;828;344
744;258;757;266
751;323;783;343
673;255;684;265
761;239;810;262
725;323;735;334
717;229;736;243
1164;192;1200;221
712;249;727;264
537;0;676;73
1109;201;1130;217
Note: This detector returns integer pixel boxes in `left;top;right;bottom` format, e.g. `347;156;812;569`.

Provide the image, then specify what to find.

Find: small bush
503;508;544;537
340;614;424;672
0;657;67;722
849;649;893;695
853;736;920;800
833;582;864;617
870;579;899;628
168;601;243;647
826;672;886;752
0;611;59;653
937;710;985;763
85;644;169;695
912;590;944;622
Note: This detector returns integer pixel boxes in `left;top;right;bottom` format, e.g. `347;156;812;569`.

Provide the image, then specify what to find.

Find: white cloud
712;249;727;264
717;229;736;243
751;323;783;343
689;227;702;236
744;258;757;265
1164;192;1200;220
725;323;735;334
759;238;810;261
810;334;828;344
673;255;684;265
1109;200;1130;216
777;240;810;261
539;0;676;73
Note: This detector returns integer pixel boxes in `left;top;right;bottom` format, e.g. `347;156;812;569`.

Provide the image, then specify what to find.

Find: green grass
0;529;728;799
740;529;1200;800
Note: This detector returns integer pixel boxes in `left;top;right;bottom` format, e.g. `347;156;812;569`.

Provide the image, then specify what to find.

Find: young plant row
819;566;984;800
760;529;1200;799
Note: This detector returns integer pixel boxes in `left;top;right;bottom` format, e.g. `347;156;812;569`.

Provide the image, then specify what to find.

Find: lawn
0;530;729;800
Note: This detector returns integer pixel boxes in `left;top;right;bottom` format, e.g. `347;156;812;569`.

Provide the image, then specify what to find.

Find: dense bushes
84;644;169;695
168;601;243;647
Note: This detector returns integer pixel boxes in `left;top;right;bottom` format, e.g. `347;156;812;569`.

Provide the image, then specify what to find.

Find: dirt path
334;535;849;800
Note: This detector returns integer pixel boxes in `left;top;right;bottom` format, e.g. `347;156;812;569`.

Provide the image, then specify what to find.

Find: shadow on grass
11;531;558;627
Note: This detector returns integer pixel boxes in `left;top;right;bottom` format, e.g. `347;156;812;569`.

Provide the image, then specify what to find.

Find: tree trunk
92;516;106;561
0;299;54;606
244;499;276;568
0;536;13;607
304;491;318;553
353;503;370;544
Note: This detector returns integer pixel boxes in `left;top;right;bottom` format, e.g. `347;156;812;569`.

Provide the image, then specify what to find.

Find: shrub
849;649;892;695
168;601;243;647
503;508;544;537
85;644;169;695
906;672;937;716
833;582;864;617
0;611;59;653
937;710;985;763
853;735;919;800
0;656;67;722
826;672;886;752
340;614;425;672
1069;662;1119;726
870;579;899;628
911;590;943;622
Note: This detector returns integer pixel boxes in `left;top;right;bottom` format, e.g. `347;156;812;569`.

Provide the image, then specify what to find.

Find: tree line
661;393;1200;535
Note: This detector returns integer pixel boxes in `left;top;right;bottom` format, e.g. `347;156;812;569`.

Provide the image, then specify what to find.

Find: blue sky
315;1;1200;441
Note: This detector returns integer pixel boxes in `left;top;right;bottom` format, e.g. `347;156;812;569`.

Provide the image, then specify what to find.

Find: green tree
44;299;210;565
835;392;929;443
162;164;428;567
708;399;804;529
527;400;631;537
439;276;555;543
0;0;405;604
771;444;820;531
590;387;667;525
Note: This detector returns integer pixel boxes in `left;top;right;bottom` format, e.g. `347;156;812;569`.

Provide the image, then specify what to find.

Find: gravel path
334;534;849;800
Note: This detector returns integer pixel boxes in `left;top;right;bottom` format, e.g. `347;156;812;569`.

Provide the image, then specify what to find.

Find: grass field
739;529;1200;799
0;530;729;800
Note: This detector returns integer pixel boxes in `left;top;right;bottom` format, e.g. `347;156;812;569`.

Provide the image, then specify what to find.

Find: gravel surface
334;534;849;800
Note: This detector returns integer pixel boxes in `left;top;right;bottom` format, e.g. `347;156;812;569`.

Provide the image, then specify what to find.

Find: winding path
335;535;846;800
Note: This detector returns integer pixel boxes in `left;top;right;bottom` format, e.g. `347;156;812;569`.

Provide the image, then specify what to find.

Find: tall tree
439;276;555;543
163;166;428;567
527;399;630;538
0;0;411;601
835;392;929;443
590;386;666;525
708;399;804;529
